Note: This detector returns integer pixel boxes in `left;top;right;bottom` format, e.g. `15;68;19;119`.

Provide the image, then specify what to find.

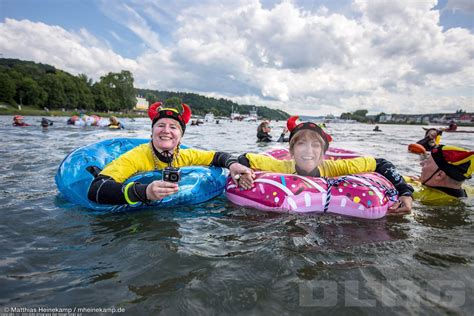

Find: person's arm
88;175;179;205
186;149;246;171
237;153;293;172
374;158;413;197
374;158;413;214
319;157;376;177
211;152;238;168
316;157;411;195
232;153;295;189
212;152;255;189
276;133;289;142
179;149;255;189
277;127;289;142
88;176;149;204
87;144;165;205
257;131;272;142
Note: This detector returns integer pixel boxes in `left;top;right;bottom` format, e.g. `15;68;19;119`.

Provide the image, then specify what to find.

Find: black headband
289;122;330;151
152;109;186;134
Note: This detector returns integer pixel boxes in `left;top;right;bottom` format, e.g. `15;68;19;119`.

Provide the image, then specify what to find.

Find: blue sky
1;0;473;115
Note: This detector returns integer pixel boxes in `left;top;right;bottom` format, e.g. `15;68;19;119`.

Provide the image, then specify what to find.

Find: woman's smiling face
290;130;325;174
152;118;183;152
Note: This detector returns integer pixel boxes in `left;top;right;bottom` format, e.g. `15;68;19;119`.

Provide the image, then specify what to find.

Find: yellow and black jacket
404;177;474;205
100;143;216;182
88;143;234;205
238;153;413;197
243;153;376;177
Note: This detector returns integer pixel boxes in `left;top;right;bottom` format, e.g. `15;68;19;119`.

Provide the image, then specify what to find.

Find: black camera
162;167;181;182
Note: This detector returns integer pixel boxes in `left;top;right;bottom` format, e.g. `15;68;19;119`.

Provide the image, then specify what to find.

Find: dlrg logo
299;280;465;308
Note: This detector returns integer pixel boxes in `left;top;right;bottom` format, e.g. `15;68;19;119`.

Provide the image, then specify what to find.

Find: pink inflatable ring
225;147;398;219
226;172;398;219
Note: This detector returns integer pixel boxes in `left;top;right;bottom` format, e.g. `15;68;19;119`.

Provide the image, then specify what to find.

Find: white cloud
0;18;137;80
1;0;473;116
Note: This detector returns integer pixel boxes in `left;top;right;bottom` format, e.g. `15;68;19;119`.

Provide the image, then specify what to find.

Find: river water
1;115;473;315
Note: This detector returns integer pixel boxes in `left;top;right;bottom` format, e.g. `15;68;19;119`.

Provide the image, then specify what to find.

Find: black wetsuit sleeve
87;175;149;205
211;152;239;168
277;133;289;142
237;154;251;167
375;158;414;197
257;131;272;142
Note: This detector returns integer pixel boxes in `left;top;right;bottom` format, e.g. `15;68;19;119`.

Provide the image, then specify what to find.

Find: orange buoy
408;143;426;155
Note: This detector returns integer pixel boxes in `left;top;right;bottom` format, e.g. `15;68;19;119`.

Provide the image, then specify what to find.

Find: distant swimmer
446;120;458;131
67;115;79;125
108;116;124;129
41;118;53;128
416;128;441;151
257;121;289;142
257;121;273;142
12;115;30;127
373;125;382;132
190;119;203;126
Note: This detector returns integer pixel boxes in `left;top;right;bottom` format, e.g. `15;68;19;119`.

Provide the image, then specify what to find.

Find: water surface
1;116;472;314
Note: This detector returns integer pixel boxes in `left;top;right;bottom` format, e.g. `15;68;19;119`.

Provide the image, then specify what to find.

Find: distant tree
353;109;368;117
145;92;158;105
40;74;67;108
57;72;80;108
164;97;183;109
340;112;351;120
78;73;93;87
135;88;290;119
92;82;112;112
5;69;23;88
0;58;292;118
17;77;47;107
0;73;16;103
339;109;368;122
76;75;95;110
100;70;136;111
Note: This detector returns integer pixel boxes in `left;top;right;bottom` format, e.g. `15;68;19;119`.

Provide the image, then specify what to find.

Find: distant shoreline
0;107;147;119
372;121;474;127
2;106;473;127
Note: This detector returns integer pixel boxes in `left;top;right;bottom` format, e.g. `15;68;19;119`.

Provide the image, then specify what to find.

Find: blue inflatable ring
55;138;227;212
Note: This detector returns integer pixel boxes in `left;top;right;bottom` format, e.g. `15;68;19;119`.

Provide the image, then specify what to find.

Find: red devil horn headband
181;103;191;124
148;102;162;120
287;116;299;132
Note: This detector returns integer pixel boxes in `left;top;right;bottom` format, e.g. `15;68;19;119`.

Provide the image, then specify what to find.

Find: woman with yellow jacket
234;116;414;215
88;102;252;205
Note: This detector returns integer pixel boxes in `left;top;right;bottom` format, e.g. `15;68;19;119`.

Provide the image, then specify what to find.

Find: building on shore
135;96;149;111
378;112;473;125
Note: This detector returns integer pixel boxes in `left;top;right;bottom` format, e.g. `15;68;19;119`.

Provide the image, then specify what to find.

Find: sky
0;0;473;116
